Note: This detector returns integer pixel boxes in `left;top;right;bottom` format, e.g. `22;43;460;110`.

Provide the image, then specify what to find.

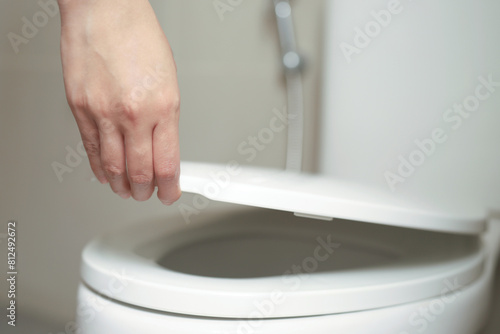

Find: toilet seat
81;208;485;318
81;162;488;319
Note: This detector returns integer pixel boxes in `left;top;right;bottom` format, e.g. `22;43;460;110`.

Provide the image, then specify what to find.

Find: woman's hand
58;0;181;205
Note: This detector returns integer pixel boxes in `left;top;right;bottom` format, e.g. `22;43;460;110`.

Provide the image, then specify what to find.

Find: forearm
57;0;173;87
57;0;158;34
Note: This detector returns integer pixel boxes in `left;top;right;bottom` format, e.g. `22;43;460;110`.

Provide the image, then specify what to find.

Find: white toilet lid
81;208;486;318
179;162;486;235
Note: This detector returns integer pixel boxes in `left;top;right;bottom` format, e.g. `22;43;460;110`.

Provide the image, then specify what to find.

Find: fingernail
119;192;130;199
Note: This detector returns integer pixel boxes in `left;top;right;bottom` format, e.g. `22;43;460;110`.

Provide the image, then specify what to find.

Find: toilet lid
179;161;486;235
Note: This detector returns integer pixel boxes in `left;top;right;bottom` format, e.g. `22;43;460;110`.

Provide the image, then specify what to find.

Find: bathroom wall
0;0;326;329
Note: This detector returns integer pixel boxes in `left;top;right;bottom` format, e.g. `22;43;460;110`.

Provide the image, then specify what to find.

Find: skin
57;0;181;205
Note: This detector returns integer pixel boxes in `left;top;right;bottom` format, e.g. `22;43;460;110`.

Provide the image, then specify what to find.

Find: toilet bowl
76;163;500;334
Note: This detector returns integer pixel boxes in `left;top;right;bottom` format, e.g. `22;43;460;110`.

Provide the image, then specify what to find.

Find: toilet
76;1;500;333
77;162;500;334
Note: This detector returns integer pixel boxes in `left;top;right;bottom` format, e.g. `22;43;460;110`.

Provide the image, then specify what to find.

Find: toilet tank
318;0;500;210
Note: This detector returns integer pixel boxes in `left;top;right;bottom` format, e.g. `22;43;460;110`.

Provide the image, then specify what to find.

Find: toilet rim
81;208;486;319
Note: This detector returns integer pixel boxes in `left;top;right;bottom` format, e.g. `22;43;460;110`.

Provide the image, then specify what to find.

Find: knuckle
119;101;141;124
156;163;178;182
129;173;153;186
165;94;181;113
98;119;116;134
103;164;125;179
67;93;89;111
156;91;180;114
71;92;106;114
166;93;181;111
82;140;100;157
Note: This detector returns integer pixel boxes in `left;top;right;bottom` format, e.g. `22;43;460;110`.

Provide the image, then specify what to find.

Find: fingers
73;112;108;184
99;122;131;199
73;108;180;205
153;120;181;205
75;109;179;205
124;127;155;201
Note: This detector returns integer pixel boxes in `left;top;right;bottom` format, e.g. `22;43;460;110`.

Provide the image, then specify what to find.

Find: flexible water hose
273;0;305;172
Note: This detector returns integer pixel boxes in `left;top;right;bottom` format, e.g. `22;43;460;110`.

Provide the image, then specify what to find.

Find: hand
58;0;181;205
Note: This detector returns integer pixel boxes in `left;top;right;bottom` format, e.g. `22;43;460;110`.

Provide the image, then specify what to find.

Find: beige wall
0;0;325;328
